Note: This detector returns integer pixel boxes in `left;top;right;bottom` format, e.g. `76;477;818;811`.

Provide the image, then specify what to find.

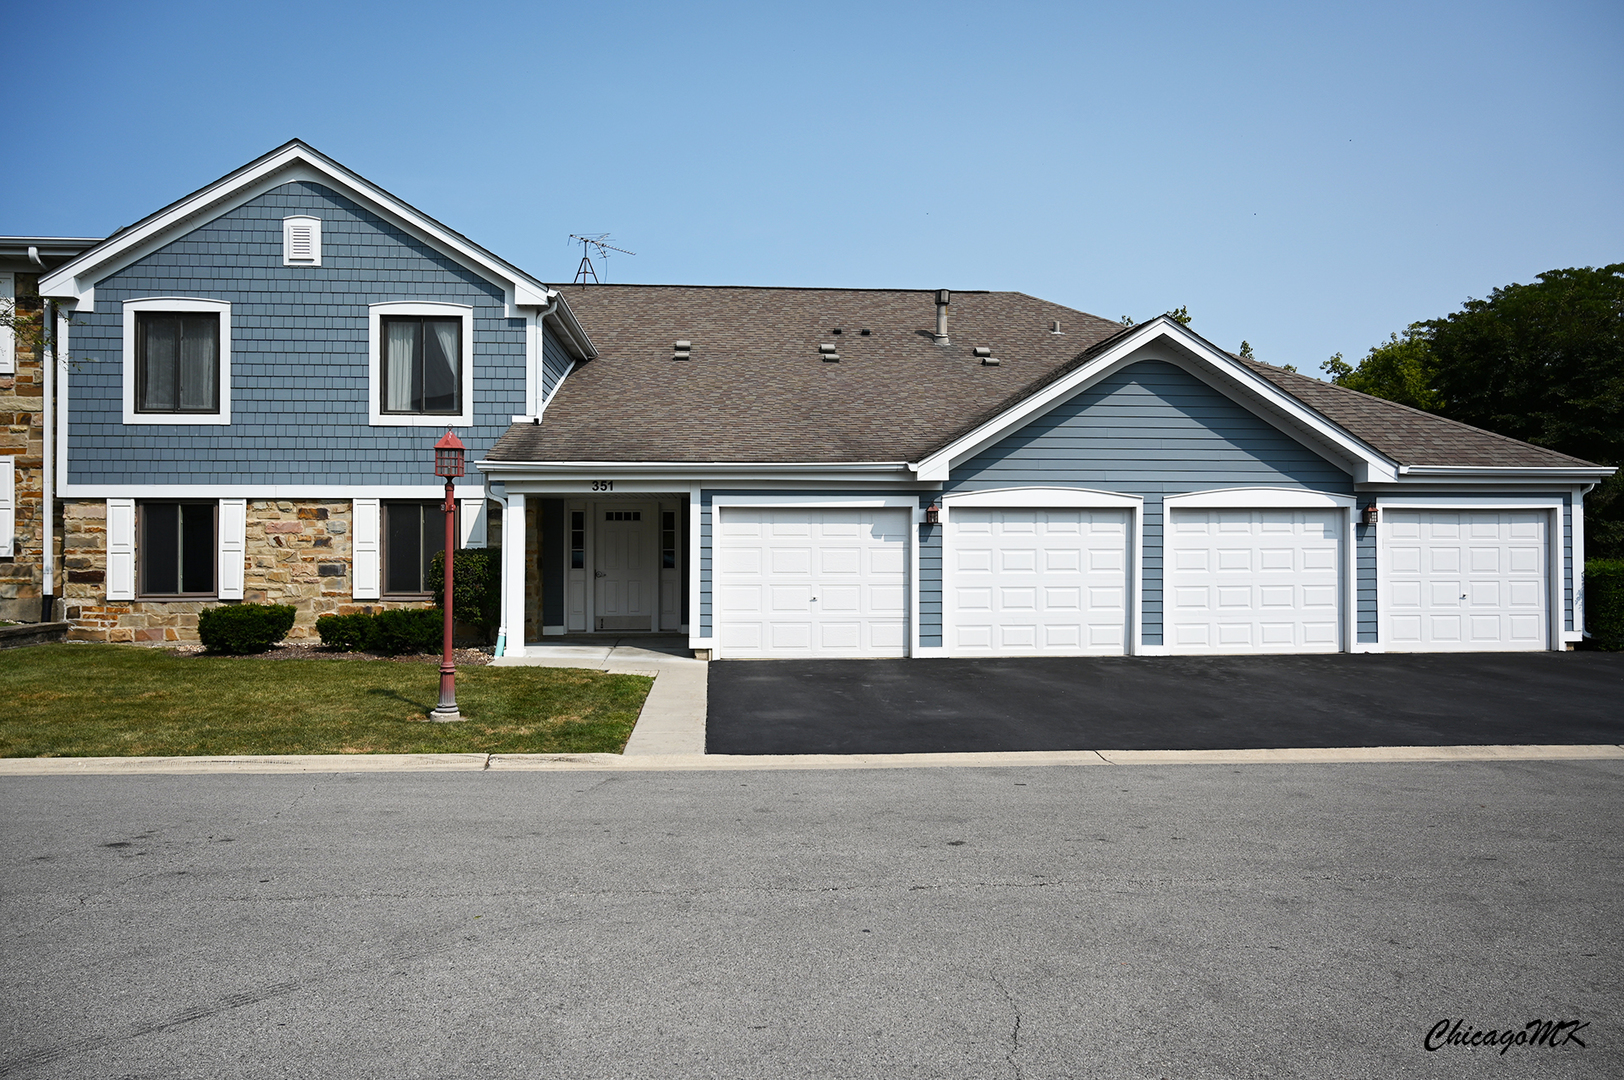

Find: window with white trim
367;302;474;427
283;216;322;266
122;298;232;425
383;500;455;596
138;501;216;597
0;272;15;375
0;454;15;558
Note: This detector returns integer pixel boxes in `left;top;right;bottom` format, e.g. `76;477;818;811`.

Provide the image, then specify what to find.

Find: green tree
1165;305;1191;326
1325;265;1623;556
1321;324;1441;411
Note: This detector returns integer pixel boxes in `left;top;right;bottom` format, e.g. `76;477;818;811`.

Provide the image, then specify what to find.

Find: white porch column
502;493;527;656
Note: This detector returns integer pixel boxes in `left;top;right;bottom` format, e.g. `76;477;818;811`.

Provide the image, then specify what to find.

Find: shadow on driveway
706;652;1624;755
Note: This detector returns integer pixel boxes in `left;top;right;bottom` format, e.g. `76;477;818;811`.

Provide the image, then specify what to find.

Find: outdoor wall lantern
1361;502;1378;526
924;503;941;525
431;430;466;722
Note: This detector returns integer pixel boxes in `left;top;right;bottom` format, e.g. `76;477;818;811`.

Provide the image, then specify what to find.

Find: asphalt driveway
706;651;1624;754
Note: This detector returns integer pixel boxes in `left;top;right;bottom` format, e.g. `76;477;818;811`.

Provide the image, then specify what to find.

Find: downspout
40;298;55;624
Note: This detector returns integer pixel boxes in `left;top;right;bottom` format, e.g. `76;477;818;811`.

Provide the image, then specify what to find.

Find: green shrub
428;547;500;641
1585;559;1624;650
374;608;445;655
316;612;378;652
198;603;296;654
316;609;444;655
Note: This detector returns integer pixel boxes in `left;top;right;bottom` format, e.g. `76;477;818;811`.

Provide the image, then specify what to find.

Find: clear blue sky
5;0;1620;375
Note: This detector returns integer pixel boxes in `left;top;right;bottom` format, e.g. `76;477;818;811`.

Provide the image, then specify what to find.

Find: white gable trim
36;141;585;345
910;317;1400;485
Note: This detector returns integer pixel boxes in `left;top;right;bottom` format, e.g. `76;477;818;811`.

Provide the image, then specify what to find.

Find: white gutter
475;459;916;477
1394;464;1615;481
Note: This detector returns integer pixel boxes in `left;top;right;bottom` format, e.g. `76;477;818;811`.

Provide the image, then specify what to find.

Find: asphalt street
3;761;1620;1079
707;652;1624;754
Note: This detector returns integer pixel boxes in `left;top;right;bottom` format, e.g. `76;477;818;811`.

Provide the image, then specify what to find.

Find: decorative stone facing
61;498;432;643
0;272;56;624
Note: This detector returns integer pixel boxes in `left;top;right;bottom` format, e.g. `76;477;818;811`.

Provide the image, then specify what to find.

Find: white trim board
56;484;489;500
120;297;232;425
1163;486;1357;510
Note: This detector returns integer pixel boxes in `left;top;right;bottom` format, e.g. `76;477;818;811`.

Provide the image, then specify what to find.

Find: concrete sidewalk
489;635;707;756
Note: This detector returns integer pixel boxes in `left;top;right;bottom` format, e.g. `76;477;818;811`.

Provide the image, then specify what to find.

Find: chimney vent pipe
933;289;951;345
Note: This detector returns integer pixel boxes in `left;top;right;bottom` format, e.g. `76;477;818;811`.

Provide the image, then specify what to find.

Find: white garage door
1382;509;1547;650
1167;508;1343;653
715;507;909;658
950;508;1128;655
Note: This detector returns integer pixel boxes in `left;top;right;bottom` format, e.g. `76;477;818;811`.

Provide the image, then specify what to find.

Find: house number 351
592;480;614;491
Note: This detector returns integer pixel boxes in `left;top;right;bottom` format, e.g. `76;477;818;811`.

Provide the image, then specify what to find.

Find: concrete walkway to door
707;651;1624;755
490;635;706;756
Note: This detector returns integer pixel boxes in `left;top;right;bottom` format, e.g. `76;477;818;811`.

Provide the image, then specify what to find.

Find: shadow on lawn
365;686;436;715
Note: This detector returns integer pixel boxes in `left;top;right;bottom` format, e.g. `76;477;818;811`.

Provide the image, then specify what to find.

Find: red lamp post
430;430;466;722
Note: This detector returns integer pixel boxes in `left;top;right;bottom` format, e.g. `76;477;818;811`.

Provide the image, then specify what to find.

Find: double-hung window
122;298;232;424
368;302;474;426
382;315;461;414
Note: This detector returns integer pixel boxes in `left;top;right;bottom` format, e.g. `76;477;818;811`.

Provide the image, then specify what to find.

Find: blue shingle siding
945;361;1354;647
67;181;527;485
1564;494;1573;632
540;327;572;406
1356;522;1377;642
918;491;943;647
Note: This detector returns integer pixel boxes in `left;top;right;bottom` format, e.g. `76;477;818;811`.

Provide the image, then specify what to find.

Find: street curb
2;744;1622;775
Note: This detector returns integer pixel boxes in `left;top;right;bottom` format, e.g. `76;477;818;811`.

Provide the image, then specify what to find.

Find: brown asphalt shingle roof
488;284;1601;471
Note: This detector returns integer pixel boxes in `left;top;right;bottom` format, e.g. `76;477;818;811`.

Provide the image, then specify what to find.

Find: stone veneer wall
62;499;430;643
0;272;59;623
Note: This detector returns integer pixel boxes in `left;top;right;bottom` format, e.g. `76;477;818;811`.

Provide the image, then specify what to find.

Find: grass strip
0;644;652;757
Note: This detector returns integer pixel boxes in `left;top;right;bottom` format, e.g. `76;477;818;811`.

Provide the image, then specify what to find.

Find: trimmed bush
428;547;500;642
316;608;443;655
198;603;296;655
316;612;378;652
374;608;444;655
1585;559;1624;650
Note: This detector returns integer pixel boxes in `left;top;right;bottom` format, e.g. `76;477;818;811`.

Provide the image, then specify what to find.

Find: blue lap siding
941;360;1355;647
66;181;528;486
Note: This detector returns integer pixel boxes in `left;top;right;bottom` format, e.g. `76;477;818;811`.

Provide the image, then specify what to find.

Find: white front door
1167;508;1343;653
1382;509;1547;650
949;508;1129;655
715;507;909;658
594;504;656;631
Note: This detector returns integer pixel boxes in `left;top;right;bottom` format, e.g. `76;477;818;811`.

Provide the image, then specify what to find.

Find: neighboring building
20;141;1616;655
1;237;99;623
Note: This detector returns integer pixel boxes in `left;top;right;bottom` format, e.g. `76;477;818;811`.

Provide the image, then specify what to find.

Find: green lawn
0;644;652;757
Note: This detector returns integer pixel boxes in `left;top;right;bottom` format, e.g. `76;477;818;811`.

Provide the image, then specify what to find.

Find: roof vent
933;289;950;345
860;329;871;336
1050;320;1064;334
832;328;843;335
974;346;1000;366
973;346;992;357
819;343;840;362
673;340;691;361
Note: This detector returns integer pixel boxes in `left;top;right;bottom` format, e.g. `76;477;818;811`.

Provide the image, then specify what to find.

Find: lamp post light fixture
430;430;466;722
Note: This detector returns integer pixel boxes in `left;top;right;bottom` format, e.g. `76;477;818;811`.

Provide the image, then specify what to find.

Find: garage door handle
810;597;817;602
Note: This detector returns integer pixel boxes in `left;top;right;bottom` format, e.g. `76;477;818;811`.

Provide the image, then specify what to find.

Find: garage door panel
949;507;1129;656
1167;507;1343;654
1382;509;1547;651
717;507;909;658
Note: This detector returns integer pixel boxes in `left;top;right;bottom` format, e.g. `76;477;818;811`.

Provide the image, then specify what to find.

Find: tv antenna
569;234;635;285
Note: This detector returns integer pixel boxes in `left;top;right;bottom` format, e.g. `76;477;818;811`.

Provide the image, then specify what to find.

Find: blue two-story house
29;140;1615;656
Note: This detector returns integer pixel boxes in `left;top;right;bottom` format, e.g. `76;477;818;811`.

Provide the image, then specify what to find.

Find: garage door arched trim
1162;487;1357;656
940;487;1145;657
1374;494;1566;652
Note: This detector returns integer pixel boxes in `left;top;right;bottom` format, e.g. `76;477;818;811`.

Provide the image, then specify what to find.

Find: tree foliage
1325;264;1624;556
1322;324;1441;412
